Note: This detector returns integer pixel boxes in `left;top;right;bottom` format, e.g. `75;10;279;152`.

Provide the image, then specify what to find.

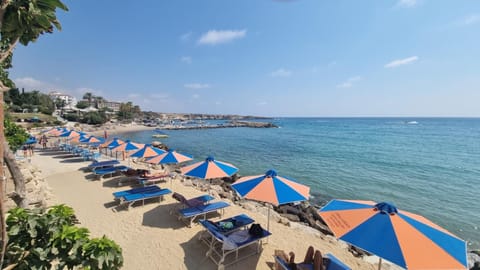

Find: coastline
22;144;383;269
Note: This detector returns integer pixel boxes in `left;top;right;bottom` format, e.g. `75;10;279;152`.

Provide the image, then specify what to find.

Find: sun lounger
199;218;271;270
117;187;172;210
170;192;214;213
113;185;161;199
88;160;120;171
273;253;351;270
93;165;129;179
137;173;172;186
177;201;230;227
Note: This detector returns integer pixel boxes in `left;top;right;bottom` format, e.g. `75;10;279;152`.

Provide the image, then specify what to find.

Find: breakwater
158;121;278;130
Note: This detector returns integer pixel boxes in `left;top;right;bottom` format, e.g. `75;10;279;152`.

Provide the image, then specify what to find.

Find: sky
9;0;480;117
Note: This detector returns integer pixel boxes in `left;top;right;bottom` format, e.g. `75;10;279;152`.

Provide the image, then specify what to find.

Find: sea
119;117;480;249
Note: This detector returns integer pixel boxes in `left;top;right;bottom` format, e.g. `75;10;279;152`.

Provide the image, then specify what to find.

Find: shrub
3;205;123;270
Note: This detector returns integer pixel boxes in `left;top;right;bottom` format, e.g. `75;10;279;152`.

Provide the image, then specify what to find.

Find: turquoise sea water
119;118;480;249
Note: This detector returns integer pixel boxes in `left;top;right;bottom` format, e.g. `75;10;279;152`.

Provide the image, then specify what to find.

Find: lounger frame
176;201;230;227
200;220;271;270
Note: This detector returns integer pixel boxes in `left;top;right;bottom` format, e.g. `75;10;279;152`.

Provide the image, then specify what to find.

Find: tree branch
0;38;18;65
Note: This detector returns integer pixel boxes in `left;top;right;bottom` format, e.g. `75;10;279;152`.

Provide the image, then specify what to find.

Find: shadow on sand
141;202;185;229
179;231;263;270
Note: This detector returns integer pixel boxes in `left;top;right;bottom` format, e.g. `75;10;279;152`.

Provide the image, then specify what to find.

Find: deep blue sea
119;118;480;249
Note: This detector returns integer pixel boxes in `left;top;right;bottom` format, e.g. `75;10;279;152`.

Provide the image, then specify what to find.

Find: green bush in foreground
3;205;123;270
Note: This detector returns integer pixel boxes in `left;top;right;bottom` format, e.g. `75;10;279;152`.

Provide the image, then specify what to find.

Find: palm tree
0;0;68;265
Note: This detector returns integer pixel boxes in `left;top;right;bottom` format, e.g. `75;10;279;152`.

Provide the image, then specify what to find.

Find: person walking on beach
41;134;48;149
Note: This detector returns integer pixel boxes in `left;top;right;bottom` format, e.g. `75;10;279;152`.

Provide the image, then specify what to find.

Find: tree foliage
4;89;55;114
3;205;123;270
75;101;89;109
4;118;28;151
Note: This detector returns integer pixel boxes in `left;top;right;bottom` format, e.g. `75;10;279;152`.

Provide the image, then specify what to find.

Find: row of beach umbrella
40;127;468;270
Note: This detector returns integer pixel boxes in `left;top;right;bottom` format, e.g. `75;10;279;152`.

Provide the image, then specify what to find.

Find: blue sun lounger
93;165;129;179
88;160;120;171
199;218;271;270
113;185;161;199
177;201;230;227
117;187;172;210
274;252;351;270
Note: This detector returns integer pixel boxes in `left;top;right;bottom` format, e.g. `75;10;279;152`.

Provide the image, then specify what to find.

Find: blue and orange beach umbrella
146;149;193;165
318;199;467;270
231;169;310;231
80;135;105;144
111;140;144;160
68;134;89;144
59;130;84;139
99;137;124;156
180;156;238;179
128;144;165;158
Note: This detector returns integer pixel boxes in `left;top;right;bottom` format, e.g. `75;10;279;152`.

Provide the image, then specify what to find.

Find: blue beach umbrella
180;156;238;179
231;169;310;231
128;144;166;158
318;199;467;270
146;149;193;165
80;135;105;144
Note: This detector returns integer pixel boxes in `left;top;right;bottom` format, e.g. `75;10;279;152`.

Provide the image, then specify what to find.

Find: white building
48;91;77;109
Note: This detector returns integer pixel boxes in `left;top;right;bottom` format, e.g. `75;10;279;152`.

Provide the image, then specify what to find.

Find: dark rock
280;213;300;222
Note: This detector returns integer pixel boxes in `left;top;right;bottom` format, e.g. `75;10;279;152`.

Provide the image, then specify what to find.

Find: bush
64;113;79;122
3;205;123;270
81;112;107;125
4;118;29;151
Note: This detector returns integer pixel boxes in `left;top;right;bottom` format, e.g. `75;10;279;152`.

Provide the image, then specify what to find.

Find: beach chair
87;160;120;171
199;218;271;270
137;173;172;186
117;187;172;210
273;252;351;270
113;185;161;199
93;165;129;179
177;201;230;227
170;192;214;213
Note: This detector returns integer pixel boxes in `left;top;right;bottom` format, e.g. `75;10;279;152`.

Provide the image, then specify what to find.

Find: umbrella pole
378;258;382;270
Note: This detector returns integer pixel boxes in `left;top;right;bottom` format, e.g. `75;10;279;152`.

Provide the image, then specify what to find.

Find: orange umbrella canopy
318;200;467;270
111;140;144;152
128;145;165;158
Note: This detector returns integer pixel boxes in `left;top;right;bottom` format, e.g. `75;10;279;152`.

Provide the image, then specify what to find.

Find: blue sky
9;0;480;117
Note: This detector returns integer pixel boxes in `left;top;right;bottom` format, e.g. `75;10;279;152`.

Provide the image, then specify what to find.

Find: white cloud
184;83;211;89
180;32;192;41
384;56;418;68
270;68;292;77
396;0;417;8
336;76;362;88
198;29;246;45
14;77;51;90
180;56;192;64
150;93;169;99
457;14;480;26
128;93;140;98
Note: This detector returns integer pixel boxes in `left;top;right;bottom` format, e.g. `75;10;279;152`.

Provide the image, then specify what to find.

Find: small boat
152;134;168;138
406;121;418;125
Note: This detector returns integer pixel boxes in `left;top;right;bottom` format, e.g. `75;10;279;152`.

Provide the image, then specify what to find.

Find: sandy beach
15;140;391;270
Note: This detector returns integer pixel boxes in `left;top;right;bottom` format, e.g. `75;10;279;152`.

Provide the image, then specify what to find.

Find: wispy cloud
456;14;480;26
180;32;192;42
128;93;140;98
180;56;192;64
150;93;169;99
336;76;362;88
14;77;52;90
384;56;418;68
184;83;211;89
270;68;292;77
198;29;246;45
396;0;417;8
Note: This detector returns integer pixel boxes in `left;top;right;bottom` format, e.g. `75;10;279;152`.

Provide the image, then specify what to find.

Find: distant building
48;91;77;109
99;101;122;112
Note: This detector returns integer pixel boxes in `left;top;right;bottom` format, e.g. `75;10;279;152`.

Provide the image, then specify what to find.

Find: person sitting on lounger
276;246;324;270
